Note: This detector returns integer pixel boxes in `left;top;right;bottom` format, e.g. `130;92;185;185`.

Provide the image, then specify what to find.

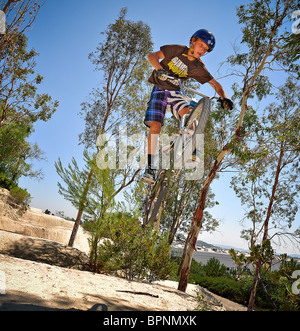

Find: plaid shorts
144;86;189;128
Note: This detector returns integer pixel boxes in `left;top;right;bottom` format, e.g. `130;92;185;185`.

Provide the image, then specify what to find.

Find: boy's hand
156;69;169;81
219;98;234;111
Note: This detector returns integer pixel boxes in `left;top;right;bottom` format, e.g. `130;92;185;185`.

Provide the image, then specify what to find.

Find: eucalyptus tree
0;0;58;184
178;0;300;292
231;77;300;310
0;1;56;128
64;8;153;247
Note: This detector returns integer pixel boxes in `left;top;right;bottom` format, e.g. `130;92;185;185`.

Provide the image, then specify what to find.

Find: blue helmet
191;29;216;53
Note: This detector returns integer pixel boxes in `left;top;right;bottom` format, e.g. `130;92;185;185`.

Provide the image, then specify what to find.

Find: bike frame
163;74;220;101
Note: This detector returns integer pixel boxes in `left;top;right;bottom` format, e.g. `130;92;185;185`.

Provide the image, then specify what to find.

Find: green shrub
0;174;31;204
9;186;31;204
147;234;173;282
88;213;173;282
0;174;15;190
196;276;252;306
196;273;299;311
170;253;299;310
204;257;228;277
255;268;300;311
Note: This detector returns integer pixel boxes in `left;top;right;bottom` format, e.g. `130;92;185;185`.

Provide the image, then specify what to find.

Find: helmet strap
189;38;195;54
183;51;199;60
183;39;199;60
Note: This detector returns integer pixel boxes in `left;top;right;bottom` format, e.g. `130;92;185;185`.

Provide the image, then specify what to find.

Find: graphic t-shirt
148;44;214;91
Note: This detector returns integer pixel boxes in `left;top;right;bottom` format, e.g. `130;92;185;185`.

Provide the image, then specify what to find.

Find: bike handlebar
161;74;221;101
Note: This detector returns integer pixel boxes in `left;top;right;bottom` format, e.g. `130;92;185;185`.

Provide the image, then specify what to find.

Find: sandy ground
0;189;247;311
0;254;202;311
0;254;247;311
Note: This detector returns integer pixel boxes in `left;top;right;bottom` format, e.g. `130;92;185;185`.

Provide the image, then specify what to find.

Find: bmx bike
143;75;221;228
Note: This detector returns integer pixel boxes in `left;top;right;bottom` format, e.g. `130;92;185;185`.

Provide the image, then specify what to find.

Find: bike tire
190;97;211;152
144;181;167;228
193;97;211;135
186;97;211;133
174;98;211;166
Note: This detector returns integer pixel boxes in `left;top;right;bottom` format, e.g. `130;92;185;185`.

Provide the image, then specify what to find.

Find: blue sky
17;0;299;254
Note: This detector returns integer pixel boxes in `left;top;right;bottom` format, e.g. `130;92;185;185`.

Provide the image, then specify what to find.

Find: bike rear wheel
144;181;167;228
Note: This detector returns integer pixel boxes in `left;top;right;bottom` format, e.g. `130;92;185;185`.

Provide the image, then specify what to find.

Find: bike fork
180;114;195;136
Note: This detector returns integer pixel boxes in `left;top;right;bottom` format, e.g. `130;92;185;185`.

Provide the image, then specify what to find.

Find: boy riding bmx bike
142;29;233;184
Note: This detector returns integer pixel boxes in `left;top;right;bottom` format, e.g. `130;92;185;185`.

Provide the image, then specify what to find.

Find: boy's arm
209;78;233;110
208;78;229;99
148;50;165;70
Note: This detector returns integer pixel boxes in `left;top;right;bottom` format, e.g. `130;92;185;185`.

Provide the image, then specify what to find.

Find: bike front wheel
188;97;211;155
186;97;211;135
174;97;211;166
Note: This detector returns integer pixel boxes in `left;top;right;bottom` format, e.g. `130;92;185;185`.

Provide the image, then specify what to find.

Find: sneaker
141;168;156;184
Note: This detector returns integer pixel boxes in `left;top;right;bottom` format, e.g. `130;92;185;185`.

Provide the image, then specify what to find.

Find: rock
0;232;90;270
0;188;91;271
0;188;28;220
0;188;90;254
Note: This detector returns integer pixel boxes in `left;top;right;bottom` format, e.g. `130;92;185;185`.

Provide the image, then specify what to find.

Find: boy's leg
178;107;190;118
142;86;166;184
178;107;195;131
148;121;162;159
142;121;161;184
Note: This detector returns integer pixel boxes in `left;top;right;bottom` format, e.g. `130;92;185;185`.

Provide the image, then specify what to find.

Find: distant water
172;248;282;271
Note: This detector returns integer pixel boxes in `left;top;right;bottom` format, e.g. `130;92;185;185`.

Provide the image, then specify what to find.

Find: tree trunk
247;142;284;308
178;146;231;292
177;52;266;292
262;142;284;242
248;263;261;311
68;168;94;247
11;157;22;183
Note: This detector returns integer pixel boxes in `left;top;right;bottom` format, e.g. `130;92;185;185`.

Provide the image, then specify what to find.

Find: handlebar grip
161;74;177;80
